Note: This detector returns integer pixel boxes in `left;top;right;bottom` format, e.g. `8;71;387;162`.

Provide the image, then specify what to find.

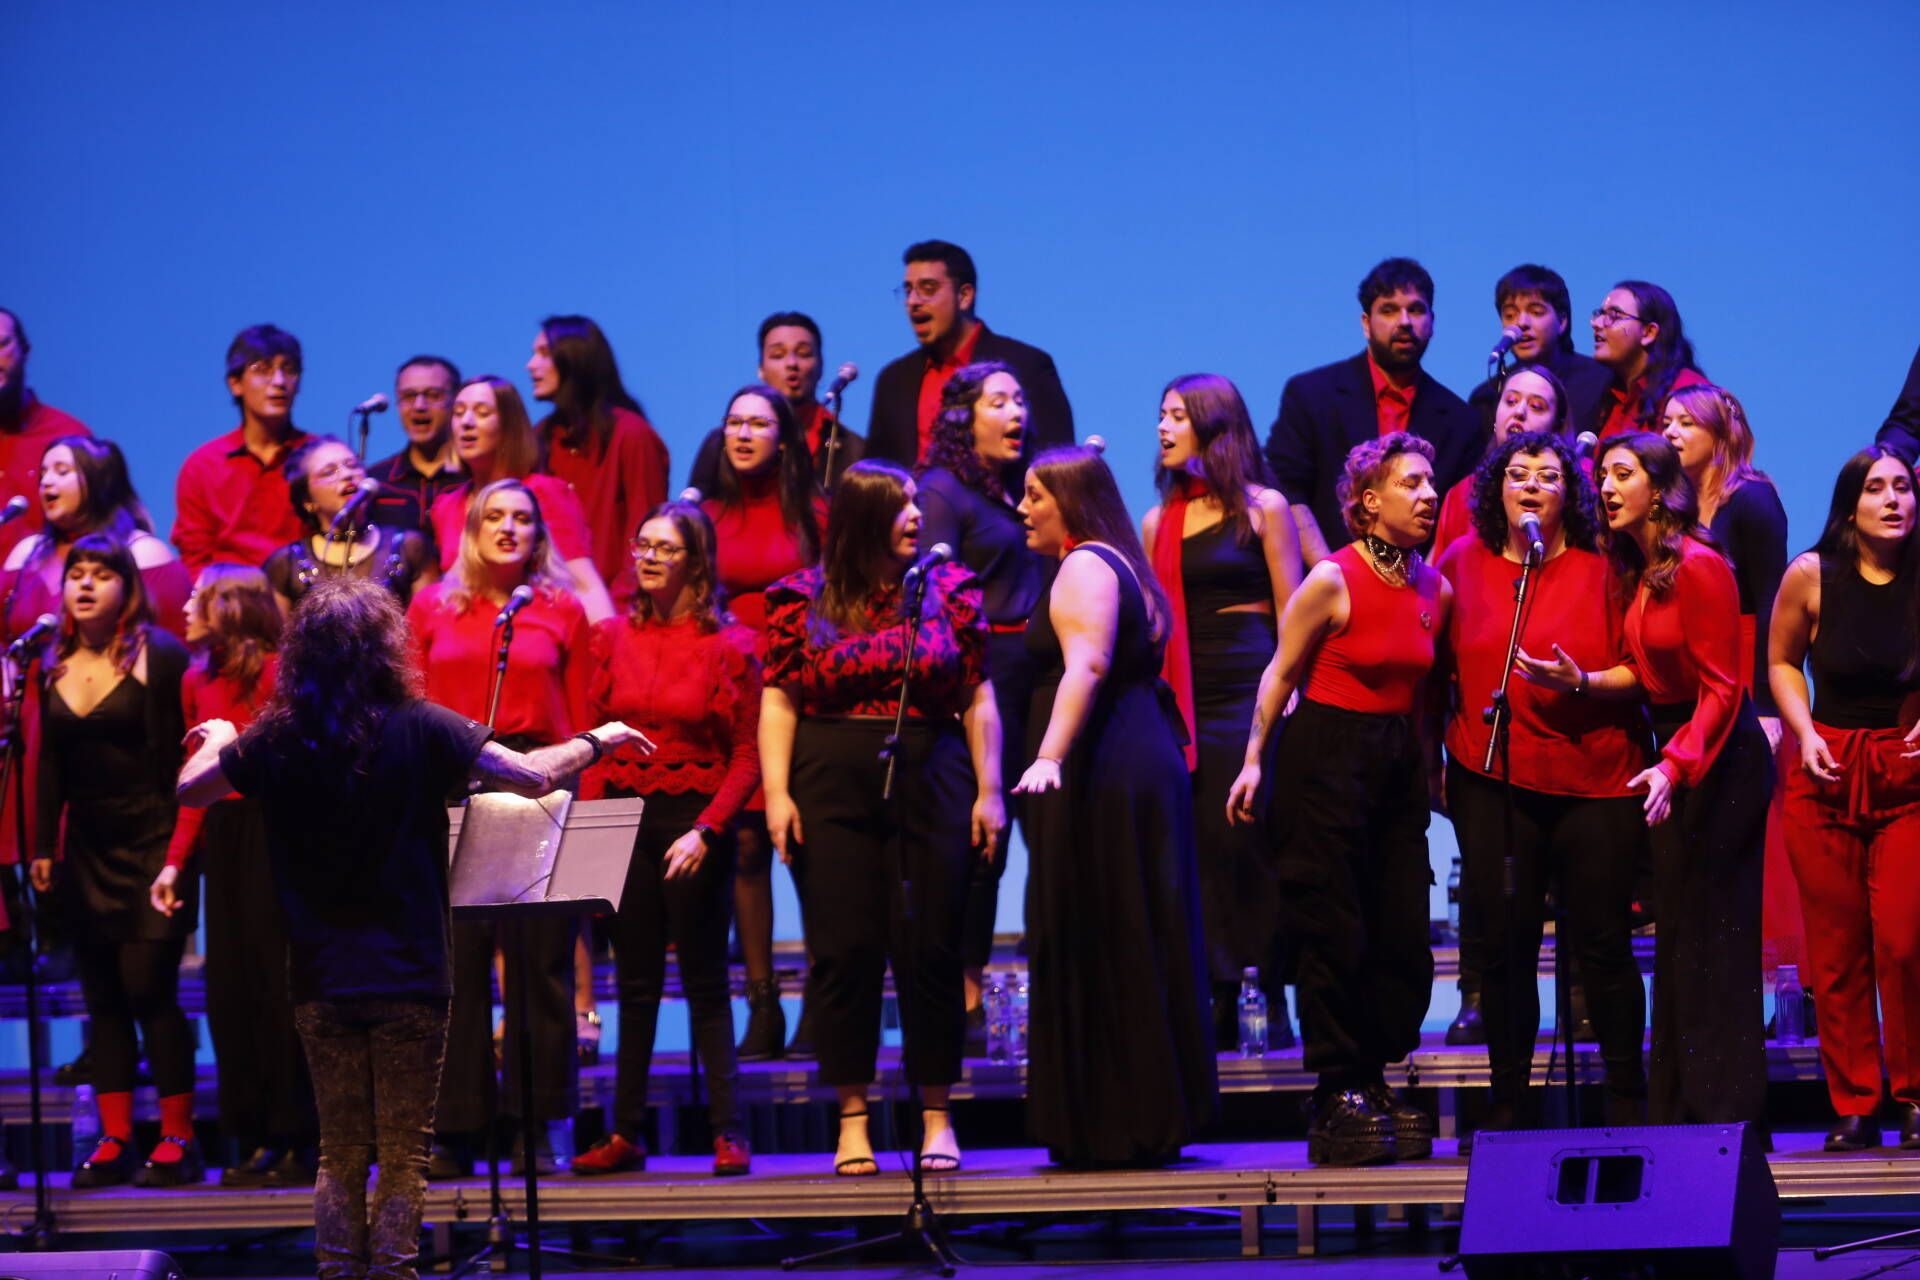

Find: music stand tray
448;794;642;918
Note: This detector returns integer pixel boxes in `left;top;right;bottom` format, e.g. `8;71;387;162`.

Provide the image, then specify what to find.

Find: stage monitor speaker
0;1250;182;1280
1457;1122;1778;1279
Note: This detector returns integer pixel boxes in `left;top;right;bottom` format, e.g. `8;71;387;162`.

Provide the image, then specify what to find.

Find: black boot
1445;989;1486;1046
737;977;786;1062
787;995;817;1058
1305;1087;1397;1167
1825;1115;1882;1152
1366;1083;1434;1160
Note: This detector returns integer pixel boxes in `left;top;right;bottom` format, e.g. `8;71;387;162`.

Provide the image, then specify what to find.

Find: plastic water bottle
1446;857;1463;943
1774;965;1807;1045
985;973;1012;1064
72;1082;99;1157
1011;975;1030;1065
1238;967;1269;1058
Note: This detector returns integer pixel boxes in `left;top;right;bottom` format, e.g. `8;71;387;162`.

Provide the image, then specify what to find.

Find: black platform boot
737;977;787;1062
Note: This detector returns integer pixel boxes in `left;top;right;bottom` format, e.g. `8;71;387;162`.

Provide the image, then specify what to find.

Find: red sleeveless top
1304;543;1443;715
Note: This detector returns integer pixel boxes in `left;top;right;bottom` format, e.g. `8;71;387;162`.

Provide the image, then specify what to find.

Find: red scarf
1149;476;1199;771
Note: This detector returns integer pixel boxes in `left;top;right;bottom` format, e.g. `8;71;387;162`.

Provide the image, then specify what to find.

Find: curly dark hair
922;361;1016;501
246;576;421;776
1469;430;1599;555
1337;432;1436;538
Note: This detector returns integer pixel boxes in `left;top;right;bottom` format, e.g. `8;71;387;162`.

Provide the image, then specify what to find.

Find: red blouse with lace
580;614;761;831
761;561;986;719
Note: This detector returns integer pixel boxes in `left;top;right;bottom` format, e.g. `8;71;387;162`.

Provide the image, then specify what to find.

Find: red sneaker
713;1132;752;1177
572;1133;644;1175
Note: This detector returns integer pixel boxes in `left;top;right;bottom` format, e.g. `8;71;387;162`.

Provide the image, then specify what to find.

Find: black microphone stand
350;405;376;460
820;390;845;492
784;561;958;1277
1480;538;1578;1127
0;645;55;1246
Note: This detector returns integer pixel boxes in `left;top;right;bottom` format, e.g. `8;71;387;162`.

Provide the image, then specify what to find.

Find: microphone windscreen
678;487;703;504
1085;435;1107;455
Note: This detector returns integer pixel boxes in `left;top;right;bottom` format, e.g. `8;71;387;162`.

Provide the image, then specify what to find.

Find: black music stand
444;792;642;1280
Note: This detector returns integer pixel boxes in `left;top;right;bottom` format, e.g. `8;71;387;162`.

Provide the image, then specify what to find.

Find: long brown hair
536;315;645;459
1597;432;1703;598
711;383;821;563
1665;381;1764;519
194;564;281;693
460;375;542;482
813;460;918;641
442;479;574;613
50;534;151;676
1154;373;1271;542
627;501;723;632
1031;445;1170;640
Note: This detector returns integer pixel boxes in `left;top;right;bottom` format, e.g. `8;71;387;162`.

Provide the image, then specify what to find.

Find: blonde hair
440;479;574;612
1666;382;1763;519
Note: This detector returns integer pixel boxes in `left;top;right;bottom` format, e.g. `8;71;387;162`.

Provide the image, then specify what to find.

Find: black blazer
1264;352;1483;555
685;418;867;497
1876;341;1920;462
1465;348;1615;442
866;323;1075;487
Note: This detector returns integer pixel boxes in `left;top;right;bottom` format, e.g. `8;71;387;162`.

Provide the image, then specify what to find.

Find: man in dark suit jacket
1464;264;1614;441
1266;258;1484;563
866;240;1072;483
1876;341;1920;463
687;310;867;495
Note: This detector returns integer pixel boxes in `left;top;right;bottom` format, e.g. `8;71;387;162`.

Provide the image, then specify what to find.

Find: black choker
1363;533;1414;577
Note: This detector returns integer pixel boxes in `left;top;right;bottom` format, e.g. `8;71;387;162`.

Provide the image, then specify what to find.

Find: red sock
152;1092;194;1163
96;1091;134;1142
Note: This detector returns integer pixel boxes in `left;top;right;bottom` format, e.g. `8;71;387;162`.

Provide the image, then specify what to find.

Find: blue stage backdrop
10;1;1920;937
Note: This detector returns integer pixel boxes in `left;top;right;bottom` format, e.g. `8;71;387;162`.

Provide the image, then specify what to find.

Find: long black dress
1024;544;1216;1167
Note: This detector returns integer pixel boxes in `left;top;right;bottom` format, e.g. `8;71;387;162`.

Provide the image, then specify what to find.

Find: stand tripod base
782;1201;957;1276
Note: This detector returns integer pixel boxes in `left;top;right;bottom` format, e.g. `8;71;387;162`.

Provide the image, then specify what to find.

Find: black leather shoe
52;1048;92;1087
1445;991;1486;1046
737;978;786;1062
220;1145;285;1188
263;1146;318;1186
1305;1089;1397;1167
72;1136;139;1188
1897;1103;1920;1150
133;1136;206;1188
1824;1115;1883;1153
427;1141;472;1181
1366;1084;1434;1160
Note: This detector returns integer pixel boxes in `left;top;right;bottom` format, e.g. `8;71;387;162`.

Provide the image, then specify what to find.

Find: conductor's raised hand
589;721;656;755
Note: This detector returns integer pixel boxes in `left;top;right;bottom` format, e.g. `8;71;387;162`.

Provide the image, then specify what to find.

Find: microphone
328;478;381;532
1085;435;1107;455
1572;431;1600;461
1520;512;1545;564
1490;325;1525;361
904;541;955;584
494;584;535;628
0;495;31;526
819;363;859;409
678;487;703;504
7;613;58;655
353;393;390;415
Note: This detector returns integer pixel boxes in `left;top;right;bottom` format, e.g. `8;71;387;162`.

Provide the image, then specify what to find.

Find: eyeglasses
310;460;366;484
398;388;450;404
629;539;687;562
892;280;946;302
245;358;301;377
1503;466;1564;489
723;416;777;434
1590;305;1642;328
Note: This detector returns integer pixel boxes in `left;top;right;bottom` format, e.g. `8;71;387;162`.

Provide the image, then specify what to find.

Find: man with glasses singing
1265;257;1481;564
366;355;465;535
1466;265;1613;441
867;240;1074;481
174;324;315;574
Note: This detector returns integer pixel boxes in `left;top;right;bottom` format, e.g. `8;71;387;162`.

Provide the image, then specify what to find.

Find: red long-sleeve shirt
702;473;827;634
1623;536;1745;788
1303;544;1444;716
542;406;669;605
1432;476;1473;558
407;582;589;744
0;398;90;566
1437;538;1643;797
1597;367;1708;440
172;427;312;574
165;653;280;870
428;473;594;573
580;615;761;830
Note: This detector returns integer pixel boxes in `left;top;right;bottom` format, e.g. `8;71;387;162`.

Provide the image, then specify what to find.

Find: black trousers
76;936;194;1097
789;717;974;1088
1272;699;1433;1086
202;797;316;1146
961;632;1034;970
435;913;577;1129
1448;764;1647;1114
1648;697;1772;1126
604;789;739;1139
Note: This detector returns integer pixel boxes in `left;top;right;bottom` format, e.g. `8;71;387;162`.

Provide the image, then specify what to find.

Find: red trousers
1782;722;1920;1116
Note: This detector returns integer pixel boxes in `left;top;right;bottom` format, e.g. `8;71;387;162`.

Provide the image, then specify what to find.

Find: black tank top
1809;553;1920;730
1181;518;1268;614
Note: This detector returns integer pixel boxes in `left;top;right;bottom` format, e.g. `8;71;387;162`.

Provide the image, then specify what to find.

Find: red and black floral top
580;614;762;831
762;561;986;719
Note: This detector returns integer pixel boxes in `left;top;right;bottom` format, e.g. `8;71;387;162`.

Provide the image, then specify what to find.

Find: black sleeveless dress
1023;544;1216;1166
